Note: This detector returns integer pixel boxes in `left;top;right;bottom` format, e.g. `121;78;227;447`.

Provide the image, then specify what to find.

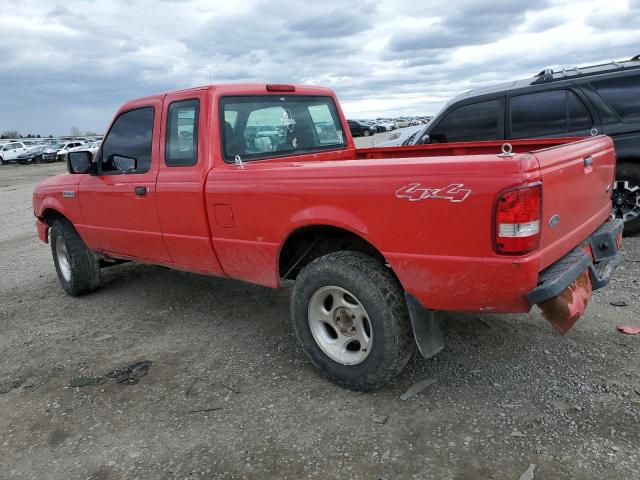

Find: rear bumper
527;218;623;305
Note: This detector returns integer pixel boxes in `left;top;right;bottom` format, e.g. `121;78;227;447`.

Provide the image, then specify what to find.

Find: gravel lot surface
1;153;639;479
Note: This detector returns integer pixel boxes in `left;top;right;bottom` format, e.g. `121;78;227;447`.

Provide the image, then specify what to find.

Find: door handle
583;156;593;167
134;186;147;196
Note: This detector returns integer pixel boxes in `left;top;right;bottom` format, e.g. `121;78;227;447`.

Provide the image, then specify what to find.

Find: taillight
495;183;542;254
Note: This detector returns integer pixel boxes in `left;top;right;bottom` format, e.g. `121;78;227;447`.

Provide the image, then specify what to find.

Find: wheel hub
333;307;356;336
308;286;373;365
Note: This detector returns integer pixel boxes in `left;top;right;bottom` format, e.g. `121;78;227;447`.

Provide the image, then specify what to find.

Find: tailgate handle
583;156;593;167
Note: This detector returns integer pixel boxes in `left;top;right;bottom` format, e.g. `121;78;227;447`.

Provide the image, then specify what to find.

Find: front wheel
50;219;101;296
612;162;640;235
291;251;415;390
363;129;371;137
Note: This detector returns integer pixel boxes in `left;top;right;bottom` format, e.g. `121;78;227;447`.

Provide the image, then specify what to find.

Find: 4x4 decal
396;183;471;203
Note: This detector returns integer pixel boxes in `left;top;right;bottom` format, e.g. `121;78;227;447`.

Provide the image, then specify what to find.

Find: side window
567;92;592;131
510;90;566;139
165;99;199;166
100;107;154;174
591;74;640;123
430;100;500;143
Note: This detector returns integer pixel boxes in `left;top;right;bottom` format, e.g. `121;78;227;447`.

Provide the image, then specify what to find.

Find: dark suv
405;55;640;234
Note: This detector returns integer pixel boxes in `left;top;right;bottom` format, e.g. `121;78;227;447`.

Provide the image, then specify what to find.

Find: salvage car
390;54;640;234
347;119;375;137
16;145;46;164
41;142;83;163
33;84;623;390
67;141;102;160
0;141;28;164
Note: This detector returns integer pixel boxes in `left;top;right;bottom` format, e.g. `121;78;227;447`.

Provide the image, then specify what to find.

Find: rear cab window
219;95;346;162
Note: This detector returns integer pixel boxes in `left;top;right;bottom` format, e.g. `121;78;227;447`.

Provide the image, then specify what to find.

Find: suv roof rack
532;54;640;84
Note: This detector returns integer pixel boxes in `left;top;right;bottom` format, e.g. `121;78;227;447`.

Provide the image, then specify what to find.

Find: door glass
165;99;199;166
567;91;592;131
100;107;154;174
591;74;640;123
430;100;500;143
510;90;566;139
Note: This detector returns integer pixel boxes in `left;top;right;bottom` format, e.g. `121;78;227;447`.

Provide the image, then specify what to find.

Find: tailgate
534;136;616;269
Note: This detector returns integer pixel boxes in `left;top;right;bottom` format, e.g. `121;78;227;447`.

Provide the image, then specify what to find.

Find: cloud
0;0;638;135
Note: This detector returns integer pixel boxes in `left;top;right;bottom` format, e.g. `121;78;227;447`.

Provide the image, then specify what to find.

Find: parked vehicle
392;54;640;234
394;118;411;128
56;142;85;162
347;119;375;137
67;141;102;160
41;142;83;163
33;83;622;390
376;124;425;147
0;141;28;164
377;120;397;131
16;145;46;164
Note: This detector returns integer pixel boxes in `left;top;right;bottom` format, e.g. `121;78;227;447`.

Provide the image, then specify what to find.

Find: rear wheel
50;219;101;296
291;251;415;390
612;162;640;235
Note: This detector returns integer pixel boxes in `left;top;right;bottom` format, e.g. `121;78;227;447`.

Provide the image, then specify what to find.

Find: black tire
0;157;4;165
363;129;371;137
50;218;101;296
291;251;415;390
614;162;640;235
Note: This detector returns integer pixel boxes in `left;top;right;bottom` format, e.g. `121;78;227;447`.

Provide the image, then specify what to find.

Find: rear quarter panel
206;154;543;312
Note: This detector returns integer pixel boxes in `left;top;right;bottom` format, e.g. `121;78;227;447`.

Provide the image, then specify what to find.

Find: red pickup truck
33;84;623;390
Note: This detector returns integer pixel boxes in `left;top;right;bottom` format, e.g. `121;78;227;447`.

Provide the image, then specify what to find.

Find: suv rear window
220;96;346;162
510;90;592;139
591;74;640;123
429;100;501;143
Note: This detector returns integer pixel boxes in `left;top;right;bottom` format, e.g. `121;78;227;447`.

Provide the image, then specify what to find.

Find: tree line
1;127;99;139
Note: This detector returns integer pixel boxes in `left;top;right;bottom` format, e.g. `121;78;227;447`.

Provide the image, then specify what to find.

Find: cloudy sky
0;0;638;136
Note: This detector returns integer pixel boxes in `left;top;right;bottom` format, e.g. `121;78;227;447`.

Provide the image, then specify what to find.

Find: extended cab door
155;89;225;275
77;100;170;262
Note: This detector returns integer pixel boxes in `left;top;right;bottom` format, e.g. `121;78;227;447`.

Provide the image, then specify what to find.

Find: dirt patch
1;162;639;479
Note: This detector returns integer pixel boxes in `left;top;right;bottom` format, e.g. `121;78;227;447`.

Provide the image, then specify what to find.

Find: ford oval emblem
549;215;560;229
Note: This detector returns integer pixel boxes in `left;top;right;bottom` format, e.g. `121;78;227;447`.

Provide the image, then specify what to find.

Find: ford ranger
33;84;623;390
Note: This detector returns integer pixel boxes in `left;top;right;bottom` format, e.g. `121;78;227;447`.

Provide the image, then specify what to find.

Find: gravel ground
1;158;639;480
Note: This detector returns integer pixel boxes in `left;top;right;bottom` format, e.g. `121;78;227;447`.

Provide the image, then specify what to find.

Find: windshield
27;146;44;153
220;95;346;162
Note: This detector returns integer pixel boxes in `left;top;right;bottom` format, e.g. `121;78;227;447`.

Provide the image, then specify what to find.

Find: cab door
155;89;224;275
77;99;170;262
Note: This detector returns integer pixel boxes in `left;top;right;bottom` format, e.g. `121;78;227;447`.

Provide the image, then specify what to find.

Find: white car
394;118;411;128
55;142;85;162
67;141;102;160
375;125;426;147
0;141;28;164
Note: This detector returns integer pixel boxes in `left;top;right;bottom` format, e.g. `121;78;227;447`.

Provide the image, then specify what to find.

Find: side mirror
67;151;92;174
419;134;431;144
112;155;137;172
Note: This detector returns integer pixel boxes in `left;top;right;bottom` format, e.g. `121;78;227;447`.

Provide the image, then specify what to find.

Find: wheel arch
278;223;400;286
